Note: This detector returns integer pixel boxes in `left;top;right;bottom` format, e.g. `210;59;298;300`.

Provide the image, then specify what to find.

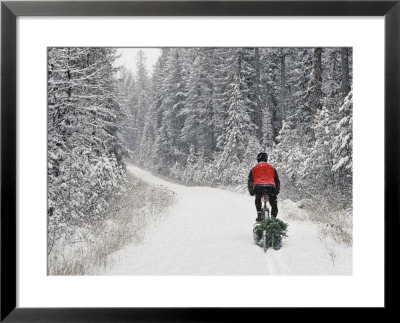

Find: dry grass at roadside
313;207;352;247
280;182;352;247
48;172;175;275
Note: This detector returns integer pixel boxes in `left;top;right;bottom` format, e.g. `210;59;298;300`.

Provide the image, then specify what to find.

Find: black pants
254;186;278;218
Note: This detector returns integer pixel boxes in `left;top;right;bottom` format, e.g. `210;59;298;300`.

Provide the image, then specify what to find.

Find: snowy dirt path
105;165;352;275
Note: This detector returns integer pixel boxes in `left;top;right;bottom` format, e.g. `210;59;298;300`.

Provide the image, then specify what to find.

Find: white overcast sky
116;48;162;76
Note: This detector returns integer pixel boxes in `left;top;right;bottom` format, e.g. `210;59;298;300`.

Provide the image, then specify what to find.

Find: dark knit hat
257;152;268;162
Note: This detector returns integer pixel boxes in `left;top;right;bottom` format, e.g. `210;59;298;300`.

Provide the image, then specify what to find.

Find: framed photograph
1;0;399;321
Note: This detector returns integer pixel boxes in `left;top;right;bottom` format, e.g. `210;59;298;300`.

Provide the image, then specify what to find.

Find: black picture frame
1;0;399;321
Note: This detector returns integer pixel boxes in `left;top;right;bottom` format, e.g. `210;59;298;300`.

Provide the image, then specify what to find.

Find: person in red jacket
248;152;280;221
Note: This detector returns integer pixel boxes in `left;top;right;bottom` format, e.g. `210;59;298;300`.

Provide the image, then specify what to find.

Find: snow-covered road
105;165;352;275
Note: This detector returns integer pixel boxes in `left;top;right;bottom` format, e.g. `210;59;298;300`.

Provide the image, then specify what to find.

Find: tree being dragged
47;48;127;252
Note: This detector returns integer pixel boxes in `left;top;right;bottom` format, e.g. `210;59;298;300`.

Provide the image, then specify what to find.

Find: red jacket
252;162;275;186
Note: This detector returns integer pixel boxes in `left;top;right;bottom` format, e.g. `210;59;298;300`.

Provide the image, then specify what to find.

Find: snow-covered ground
105;165;352;275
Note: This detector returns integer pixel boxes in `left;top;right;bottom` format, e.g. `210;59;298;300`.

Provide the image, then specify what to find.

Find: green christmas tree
254;218;288;249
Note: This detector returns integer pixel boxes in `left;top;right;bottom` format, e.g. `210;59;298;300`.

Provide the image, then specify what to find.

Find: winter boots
256;211;263;222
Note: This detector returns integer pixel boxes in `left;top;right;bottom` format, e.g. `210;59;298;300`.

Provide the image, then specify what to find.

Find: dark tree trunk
341;47;351;101
255;48;263;143
280;53;286;122
209;99;215;156
314;47;323;112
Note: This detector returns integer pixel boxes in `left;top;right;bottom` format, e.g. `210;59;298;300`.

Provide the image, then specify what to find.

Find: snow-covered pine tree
181;48;214;160
129;47;352;195
116;67;137;156
321;48;342;111
287;48;315;143
331;89;353;188
211;47;232;156
273;120;307;186
148;49;170;170
48;48;126;252
238;48;258;138
259;48;292;147
305;106;335;188
132;50;150;160
261;103;275;149
181;144;198;183
155;48;188;170
259;48;284;141
203;48;218;158
216;49;256;183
